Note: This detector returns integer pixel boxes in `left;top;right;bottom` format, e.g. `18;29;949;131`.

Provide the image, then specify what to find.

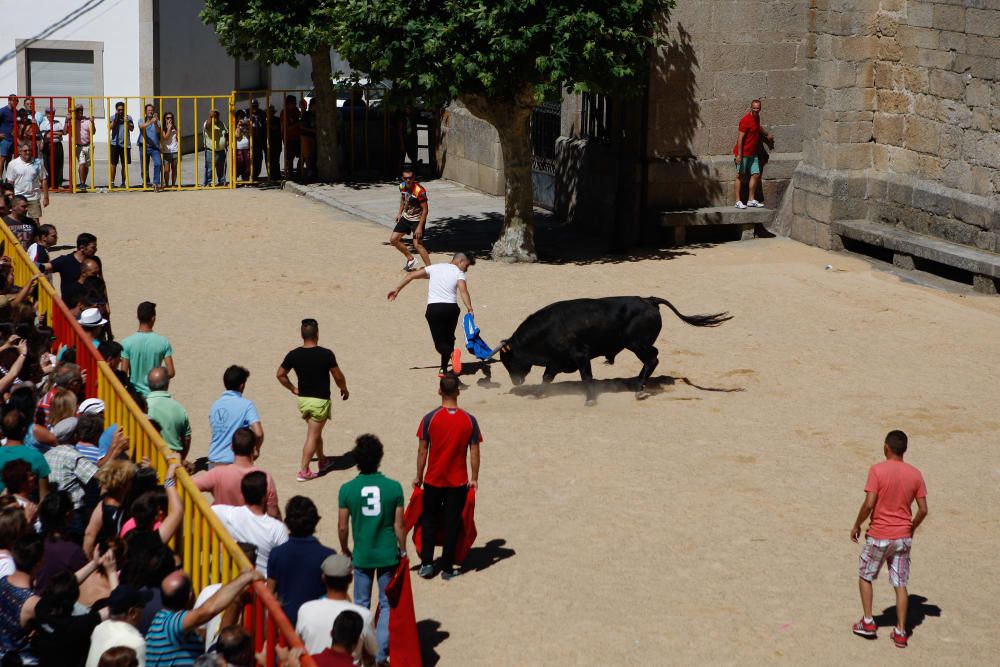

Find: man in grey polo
146;366;192;461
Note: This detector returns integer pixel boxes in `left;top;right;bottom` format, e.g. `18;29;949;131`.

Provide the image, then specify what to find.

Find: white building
0;0;328;142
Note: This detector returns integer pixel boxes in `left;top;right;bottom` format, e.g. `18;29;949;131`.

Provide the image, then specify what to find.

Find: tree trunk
309;47;339;182
461;88;538;262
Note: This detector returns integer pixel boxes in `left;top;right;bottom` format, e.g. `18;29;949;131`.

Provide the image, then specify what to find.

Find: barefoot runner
276;318;349;482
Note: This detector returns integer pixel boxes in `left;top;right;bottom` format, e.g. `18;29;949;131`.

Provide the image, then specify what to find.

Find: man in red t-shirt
849;430;928;648
413;373;482;580
732;99;774;209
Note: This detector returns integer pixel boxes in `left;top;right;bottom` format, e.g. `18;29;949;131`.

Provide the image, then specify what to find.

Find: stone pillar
789;0;878;248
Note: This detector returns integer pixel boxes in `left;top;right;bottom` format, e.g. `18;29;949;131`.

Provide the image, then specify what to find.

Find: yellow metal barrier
0;223;314;666
71;95;238;192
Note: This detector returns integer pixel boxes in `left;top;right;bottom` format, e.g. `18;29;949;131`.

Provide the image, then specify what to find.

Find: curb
281;181;389;228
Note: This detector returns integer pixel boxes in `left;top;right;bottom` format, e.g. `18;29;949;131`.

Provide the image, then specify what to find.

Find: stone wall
438;102;504;196
644;1;809;209
788;0;1000;260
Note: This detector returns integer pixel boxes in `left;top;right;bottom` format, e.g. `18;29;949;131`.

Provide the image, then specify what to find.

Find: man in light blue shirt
208;365;264;465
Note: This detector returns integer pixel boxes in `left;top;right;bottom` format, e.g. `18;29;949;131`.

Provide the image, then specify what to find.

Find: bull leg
542;366;559;383
604;354;616;365
633;345;659;399
575;356;597;406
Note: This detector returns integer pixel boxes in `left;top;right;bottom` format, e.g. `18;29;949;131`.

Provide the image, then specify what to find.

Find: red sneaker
451;349;463;374
891;628;908;648
852;617;877;638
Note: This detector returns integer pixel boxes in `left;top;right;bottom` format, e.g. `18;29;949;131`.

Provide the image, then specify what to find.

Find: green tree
200;1;340;181
335;0;671;261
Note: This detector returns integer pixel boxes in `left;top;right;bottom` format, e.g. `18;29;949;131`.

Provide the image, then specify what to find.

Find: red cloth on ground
403;487;477;565
374;557;421;667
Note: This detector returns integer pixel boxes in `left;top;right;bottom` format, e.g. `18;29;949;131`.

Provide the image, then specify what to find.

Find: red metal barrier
10;95;74;193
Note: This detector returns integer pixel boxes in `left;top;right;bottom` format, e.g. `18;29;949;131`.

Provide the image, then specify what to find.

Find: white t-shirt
425;263;466;305
85;619;147;667
0;550;14;578
211;505;289;572
4;157;47;201
295;597;378;659
193;583;223;651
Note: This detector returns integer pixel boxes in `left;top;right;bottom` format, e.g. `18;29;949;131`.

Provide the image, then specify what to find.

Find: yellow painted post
210;96;216;188
105;98;112;189
194;101;200;190
123;99;132;190
183;498;193;572
229;92;236;189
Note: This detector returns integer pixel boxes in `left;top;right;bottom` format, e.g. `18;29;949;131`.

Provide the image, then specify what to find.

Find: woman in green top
202;109;228;187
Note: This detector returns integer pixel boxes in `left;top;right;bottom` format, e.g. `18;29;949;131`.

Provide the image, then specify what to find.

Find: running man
850;430;928;648
389;167;431;272
387;252;474;376
276;318;349;482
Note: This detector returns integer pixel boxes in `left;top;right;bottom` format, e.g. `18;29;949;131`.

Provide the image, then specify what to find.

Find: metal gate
530;100;561;210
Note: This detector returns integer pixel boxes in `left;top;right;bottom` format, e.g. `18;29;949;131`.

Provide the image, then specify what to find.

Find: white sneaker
404;258;417;272
734;201;747;209
747;199;764;208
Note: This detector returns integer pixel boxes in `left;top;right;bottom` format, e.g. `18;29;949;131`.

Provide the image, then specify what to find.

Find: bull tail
648;297;732;327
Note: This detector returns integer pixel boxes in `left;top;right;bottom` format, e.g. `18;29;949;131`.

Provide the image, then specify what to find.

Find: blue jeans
203;149;227;185
354;566;393;662
144;148;161;186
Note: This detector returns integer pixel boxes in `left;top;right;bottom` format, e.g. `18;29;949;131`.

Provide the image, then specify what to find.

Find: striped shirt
75;442;101;464
145;609;202;667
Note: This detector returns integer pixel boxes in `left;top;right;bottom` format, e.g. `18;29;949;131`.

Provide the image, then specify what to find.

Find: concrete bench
831;219;1000;294
658;206;774;246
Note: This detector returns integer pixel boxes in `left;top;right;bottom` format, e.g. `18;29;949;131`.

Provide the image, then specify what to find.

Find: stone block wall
439;102;504;196
789;0;1000;260
644;1;809;209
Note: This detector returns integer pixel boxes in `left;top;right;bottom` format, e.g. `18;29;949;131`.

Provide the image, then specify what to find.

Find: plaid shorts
858;536;912;587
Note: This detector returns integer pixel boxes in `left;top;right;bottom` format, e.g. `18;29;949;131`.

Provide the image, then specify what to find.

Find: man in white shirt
212;471;288;572
38;108;66;189
4;142;48;219
85;584;151;667
387;252;475;375
295;554;377;664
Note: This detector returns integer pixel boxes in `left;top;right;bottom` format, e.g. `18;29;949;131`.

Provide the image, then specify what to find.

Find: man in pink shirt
195;427;281;519
850;430;928;648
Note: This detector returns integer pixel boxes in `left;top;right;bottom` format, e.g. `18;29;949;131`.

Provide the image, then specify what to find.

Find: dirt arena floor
55;189;1000;664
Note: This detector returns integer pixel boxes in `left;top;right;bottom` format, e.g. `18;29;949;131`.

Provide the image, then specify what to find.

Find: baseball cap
108;584;153;615
78;398;105;415
53;417;78;444
321;554;352;577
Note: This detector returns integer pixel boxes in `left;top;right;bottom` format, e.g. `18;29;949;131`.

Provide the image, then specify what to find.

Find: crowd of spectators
1;177;482;666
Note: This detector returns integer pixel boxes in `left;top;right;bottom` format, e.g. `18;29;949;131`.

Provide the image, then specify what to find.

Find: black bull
498;296;732;404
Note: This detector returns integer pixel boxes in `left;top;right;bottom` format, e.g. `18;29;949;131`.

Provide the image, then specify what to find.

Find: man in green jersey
338;434;406;667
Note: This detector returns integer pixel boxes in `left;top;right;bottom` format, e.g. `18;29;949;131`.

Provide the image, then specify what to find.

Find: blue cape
463;313;494;360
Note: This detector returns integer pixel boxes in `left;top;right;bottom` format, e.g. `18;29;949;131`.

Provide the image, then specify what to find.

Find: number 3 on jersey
361;486;381;516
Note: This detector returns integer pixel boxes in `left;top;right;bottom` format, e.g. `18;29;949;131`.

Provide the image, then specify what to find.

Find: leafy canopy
334;0;673;104
201;0;338;64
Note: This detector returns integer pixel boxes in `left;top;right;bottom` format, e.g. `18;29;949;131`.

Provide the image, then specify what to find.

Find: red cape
376;557;421;667
403;486;477;565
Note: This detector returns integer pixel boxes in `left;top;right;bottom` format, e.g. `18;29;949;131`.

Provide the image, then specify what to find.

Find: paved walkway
283;178;580;259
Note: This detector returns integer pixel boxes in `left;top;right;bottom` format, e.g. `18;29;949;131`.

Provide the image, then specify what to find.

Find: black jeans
425;303;460;371
420;484;467;571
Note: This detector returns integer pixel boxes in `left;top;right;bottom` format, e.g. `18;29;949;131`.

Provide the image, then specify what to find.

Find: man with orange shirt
413;373;481;580
390;167;431;272
850;430;928;648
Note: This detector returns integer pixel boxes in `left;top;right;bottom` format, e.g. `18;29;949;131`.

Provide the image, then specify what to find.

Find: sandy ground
50;189;1000;665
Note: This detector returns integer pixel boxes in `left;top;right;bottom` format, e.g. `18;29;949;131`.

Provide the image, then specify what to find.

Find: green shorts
736;155;760;175
298;397;331;422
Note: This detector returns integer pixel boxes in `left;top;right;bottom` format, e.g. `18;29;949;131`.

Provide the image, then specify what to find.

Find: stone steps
658;206;776;245
831;219;1000;294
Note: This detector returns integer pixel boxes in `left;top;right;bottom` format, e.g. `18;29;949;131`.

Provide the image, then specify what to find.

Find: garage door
27;48;102;116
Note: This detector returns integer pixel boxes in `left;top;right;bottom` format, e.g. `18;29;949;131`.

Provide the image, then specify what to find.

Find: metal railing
0;223;315;667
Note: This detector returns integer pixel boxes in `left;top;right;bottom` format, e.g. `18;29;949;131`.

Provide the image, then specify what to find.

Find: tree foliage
334;0;672;260
201;0;341;181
